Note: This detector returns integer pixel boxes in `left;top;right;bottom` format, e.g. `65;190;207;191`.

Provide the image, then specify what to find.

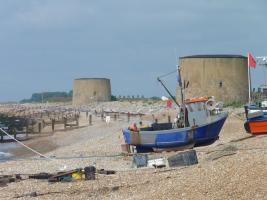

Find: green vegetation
20;91;73;103
224;101;243;108
111;95;117;101
150;96;161;100
20;91;119;103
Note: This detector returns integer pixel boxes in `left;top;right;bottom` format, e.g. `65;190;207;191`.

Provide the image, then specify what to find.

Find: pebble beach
0;101;266;200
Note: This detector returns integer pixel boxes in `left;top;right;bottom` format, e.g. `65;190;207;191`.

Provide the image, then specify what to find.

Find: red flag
248;53;256;68
166;100;172;108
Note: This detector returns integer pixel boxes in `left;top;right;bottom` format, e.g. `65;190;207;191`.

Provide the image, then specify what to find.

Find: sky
0;0;267;102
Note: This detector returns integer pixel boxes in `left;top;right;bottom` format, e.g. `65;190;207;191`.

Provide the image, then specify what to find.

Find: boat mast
248;54;252;103
157;77;180;107
256;56;267;100
177;65;184;105
177;64;187;127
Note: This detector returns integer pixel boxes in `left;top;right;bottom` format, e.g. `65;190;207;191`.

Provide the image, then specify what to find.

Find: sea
0;143;17;162
0;129;27;162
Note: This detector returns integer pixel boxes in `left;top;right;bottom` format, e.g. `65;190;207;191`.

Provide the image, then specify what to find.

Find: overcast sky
0;0;266;102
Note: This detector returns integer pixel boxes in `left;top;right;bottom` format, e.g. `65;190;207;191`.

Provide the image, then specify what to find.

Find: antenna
174;48;179;64
256;56;267;86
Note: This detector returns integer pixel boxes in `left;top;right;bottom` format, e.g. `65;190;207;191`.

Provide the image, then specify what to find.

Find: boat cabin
184;97;211;127
131;96;215;131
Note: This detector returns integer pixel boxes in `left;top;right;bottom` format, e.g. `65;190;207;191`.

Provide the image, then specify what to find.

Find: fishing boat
244;103;267;135
243;56;267;135
123;97;228;152
122;66;228;153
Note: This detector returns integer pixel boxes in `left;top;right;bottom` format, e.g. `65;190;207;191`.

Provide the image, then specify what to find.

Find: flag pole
248;53;251;103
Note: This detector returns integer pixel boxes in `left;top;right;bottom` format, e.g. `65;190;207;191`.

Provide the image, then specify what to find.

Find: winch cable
157;69;180;107
0;127;52;161
157;69;177;79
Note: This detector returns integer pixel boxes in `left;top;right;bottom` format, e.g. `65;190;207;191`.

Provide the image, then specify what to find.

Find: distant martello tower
73;78;111;106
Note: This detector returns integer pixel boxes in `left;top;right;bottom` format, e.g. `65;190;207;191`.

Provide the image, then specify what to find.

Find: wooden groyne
0;103;146;142
0;104;81;142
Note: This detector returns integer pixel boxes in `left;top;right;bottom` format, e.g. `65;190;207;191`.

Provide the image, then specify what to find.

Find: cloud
0;0;267;101
1;1;96;30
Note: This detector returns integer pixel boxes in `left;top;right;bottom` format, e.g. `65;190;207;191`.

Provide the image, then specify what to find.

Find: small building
258;84;267;94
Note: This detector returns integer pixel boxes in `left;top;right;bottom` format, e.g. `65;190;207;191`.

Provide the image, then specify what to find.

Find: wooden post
26;120;29;138
64;117;67;129
38;122;42;133
31;121;34;133
76;116;79;126
168;115;171;123
127;112;130;122
52;119;55;132
26;120;29;134
10;127;16;139
89;115;92;126
0;129;3;142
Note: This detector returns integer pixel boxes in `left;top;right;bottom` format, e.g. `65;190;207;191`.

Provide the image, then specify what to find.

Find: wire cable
0;128;52;160
158;70;177;79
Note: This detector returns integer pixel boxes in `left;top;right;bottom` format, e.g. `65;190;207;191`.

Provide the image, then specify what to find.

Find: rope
158;70;177;79
0;128;52;160
196;147;267;153
1;146;266;162
2;154;125;161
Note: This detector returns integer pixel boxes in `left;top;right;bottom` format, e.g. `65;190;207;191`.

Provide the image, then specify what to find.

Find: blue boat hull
194;114;227;146
123;113;228;152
